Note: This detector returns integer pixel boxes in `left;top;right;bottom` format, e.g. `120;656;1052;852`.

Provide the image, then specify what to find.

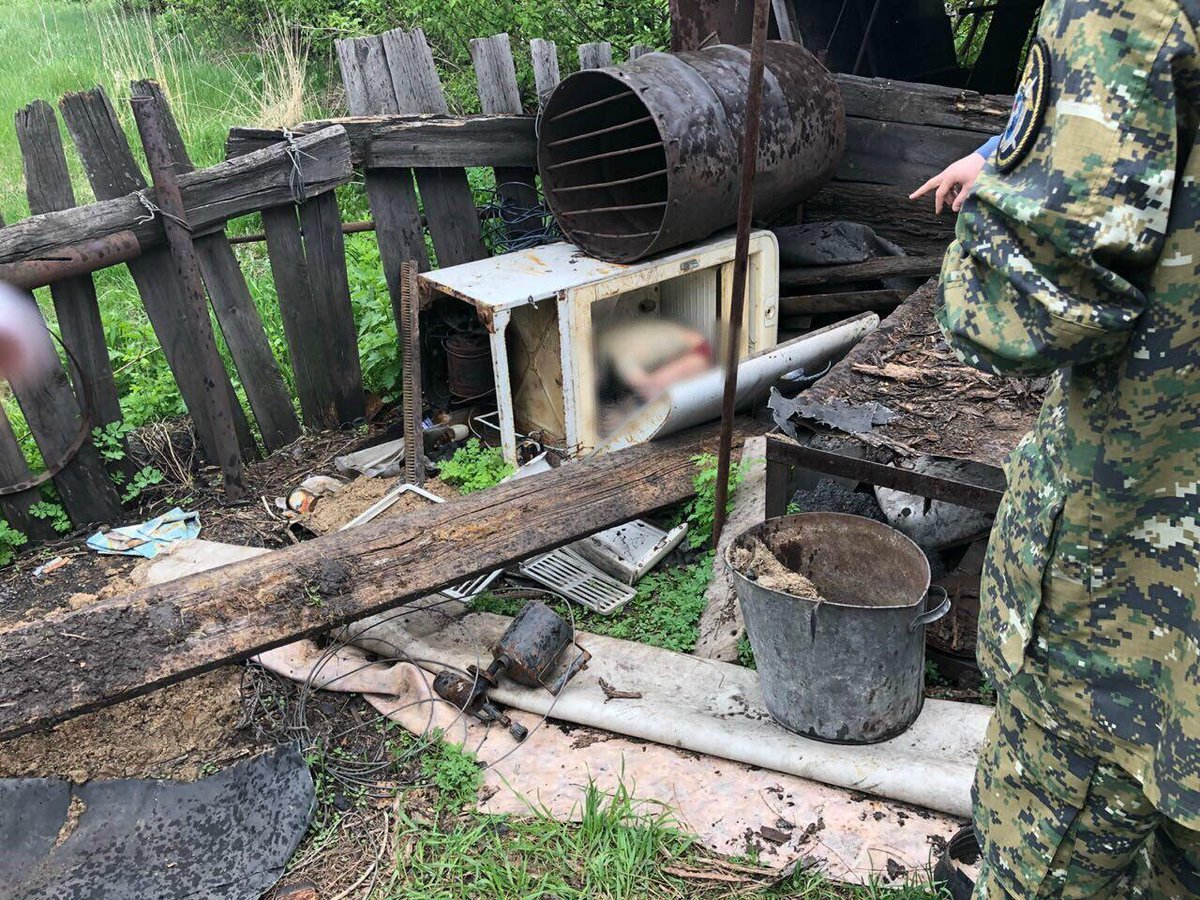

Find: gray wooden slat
258;205;339;428
6;290;123;524
58;87;256;461
130;81;299;452
530;39;562;108
470;34;538;237
14;100;122;431
770;0;800;43
297;191;364;425
0;396;55;540
380;28;488;267
578;42;614;69
628;44;654;59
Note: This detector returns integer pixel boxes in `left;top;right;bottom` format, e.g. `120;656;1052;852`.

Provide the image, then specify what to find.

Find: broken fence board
381;27;488;267
530;39;562;107
578;42;614;69
15;100;122;431
131;81;300;453
335;30;431;359
58;87;257;462
471;34;539;236
0;420;757;739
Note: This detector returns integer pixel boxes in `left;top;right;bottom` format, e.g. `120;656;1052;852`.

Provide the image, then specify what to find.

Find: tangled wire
477;182;563;254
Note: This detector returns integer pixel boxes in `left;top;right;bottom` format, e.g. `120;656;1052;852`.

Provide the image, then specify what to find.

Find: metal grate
519;546;637;615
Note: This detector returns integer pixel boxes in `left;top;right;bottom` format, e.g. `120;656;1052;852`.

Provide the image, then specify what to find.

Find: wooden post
130;88;248;500
470;34;539;239
130;82;300;453
628;44;655;59
58;87;257;462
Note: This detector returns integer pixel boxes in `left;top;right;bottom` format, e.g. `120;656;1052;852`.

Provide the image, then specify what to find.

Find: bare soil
729;537;824;600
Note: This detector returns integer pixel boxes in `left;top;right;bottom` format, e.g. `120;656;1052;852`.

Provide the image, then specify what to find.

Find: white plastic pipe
594;312;879;454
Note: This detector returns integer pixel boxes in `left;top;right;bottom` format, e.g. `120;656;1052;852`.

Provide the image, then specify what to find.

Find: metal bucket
444;332;493;400
537;41;845;262
728;513;950;744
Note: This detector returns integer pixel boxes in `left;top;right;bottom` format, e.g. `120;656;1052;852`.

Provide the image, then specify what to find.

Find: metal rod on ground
712;0;772;549
130;87;248;501
401;261;425;486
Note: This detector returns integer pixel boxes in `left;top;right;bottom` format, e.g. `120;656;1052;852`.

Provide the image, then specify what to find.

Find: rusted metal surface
538;41;844;263
400;262;425;486
0;230;141;289
444;332;493;400
713;0;773;547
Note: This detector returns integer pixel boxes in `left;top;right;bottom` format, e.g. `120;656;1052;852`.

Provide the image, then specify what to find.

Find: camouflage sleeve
936;0;1194;377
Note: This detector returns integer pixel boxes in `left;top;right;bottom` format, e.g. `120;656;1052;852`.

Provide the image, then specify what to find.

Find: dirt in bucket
729;536;826;600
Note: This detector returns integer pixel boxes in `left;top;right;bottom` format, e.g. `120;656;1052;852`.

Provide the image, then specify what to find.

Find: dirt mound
729;537;824;600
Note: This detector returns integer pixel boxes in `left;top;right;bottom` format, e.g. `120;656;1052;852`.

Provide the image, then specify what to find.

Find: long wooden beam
780;255;943;289
0;124;351;267
0;420;756;740
226;114;536;169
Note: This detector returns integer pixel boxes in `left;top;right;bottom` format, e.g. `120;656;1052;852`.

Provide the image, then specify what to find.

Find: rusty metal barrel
537;42;845;263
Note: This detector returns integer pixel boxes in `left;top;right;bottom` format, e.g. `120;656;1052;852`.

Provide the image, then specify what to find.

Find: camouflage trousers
972;695;1200;898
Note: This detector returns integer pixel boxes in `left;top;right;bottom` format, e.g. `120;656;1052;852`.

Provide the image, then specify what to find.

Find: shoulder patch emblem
995;37;1051;174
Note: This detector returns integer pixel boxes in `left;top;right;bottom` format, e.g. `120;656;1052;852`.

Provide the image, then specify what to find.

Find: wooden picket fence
0;29;650;538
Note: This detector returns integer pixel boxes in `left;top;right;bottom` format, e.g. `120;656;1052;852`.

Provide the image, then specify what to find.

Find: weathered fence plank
15;100;121;431
530;39;561;107
130;81;300;453
578;42;614;69
380;28;488;267
3;107;351;265
258;206;340;428
336;31;431;351
59;88;257;461
628;44;654;59
130;85;249;500
226;115;536;168
297;191;365;425
0;419;756;739
0;404;55;540
470;34;539;236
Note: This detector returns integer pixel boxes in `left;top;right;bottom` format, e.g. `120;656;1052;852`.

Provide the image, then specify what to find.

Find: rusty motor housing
537;42;846;263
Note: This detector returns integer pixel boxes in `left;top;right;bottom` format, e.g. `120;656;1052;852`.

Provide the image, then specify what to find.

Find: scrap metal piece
769;388;898;436
574;520;689;584
520;547;637;615
401;262;425;486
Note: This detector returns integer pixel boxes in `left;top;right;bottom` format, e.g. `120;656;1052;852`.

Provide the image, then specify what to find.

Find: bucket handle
908;586;950;634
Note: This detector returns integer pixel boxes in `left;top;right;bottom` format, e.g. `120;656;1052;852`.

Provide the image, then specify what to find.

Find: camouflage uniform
936;0;1200;894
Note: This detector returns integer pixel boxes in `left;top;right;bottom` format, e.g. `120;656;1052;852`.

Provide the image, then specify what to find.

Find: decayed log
0;124;351;266
780;289;906;316
225;114;536;169
780;255;943;288
0;420;757;740
834;74;1012;132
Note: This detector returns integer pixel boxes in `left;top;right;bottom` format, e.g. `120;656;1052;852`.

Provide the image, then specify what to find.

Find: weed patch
438;439;513;494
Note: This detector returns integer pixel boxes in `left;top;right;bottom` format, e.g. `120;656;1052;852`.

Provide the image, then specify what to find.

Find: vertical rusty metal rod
401;261;425;486
130;88;248;501
712;0;772;548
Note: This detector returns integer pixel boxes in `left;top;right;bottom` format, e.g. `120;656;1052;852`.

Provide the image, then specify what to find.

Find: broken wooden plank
381;27;488;267
628;44;655;59
780;255;943;289
834;74;1011;132
837;118;985;189
0;419;757;740
530;39;562;107
131;85;249;500
225;115;536;169
58;88;257;461
131;81;300;453
780;289;906;316
3;106;351;265
15;100;121;430
470;34;539;238
578;42;614;69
